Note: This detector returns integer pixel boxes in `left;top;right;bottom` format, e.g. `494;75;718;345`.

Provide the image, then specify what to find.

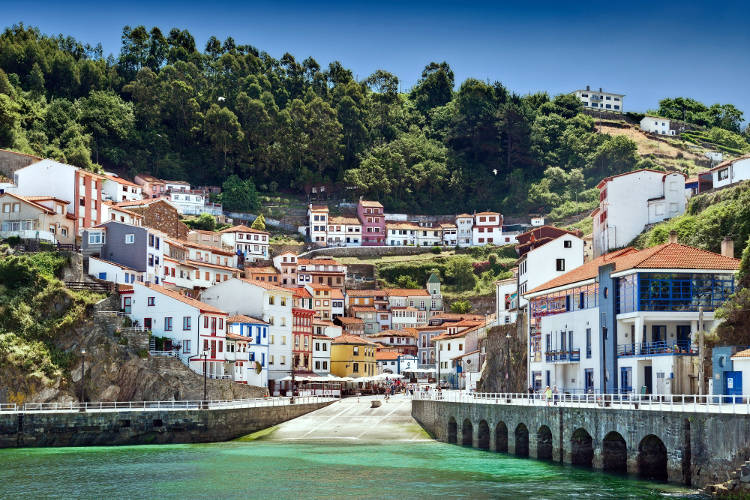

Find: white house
640;116;677;136
376;352;418;375
441;223;457;246
592;169;686;258
416;225;442;247
308;204;329;245
165;180;191;192
523;242;739;395
515;226;585;307
220;224;269;262
434;329;469;389
327;216;361;246
13;158;105;235
167;190;206;215
704;154;750;191
121;283;229;379
312;334;332;375
574;86;624;112
495;276;518;325
472;212;503;246
102;202;143;227
455;214;473;247
227;314;269;388
101;174;142;202
201;278;294;394
387;222;418;246
88;256;143;285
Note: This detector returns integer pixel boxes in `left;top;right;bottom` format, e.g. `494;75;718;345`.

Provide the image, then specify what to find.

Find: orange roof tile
292;287;312;298
332;334;377;345
298;258;342;266
330;289;344;300
329;216;360;225
102;173;139;188
0;192;55;214
371;328;418;338
227;314;267;324
219;224;269;235
376;351;401;361
359;200;383;208
346;289;387;297
187;259;238;272
143;283;227;314
239;278;291;292
386;288;430;297
336;316;365;324
731;349;750;359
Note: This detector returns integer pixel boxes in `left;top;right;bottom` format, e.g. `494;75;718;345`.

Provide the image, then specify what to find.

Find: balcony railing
545;348;581;363
617;340;695;357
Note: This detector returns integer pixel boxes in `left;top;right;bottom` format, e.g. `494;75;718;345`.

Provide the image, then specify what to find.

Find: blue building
226;314;270;388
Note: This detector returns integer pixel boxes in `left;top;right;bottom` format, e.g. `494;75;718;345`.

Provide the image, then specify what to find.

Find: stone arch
462;419;474;446
638;434;668;481
514;423;529;457
537;425;553;460
447;417;457;444
477;420;490;450
495;421;508;453
571;427;594;467
602;431;627;474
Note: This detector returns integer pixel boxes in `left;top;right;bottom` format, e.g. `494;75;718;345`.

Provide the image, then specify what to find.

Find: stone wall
412;399;750;488
0;149;40;180
130;201;189;240
477;324;527;393
0;401;331;448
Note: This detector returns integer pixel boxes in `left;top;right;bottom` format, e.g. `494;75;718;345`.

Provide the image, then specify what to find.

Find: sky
3;0;750;120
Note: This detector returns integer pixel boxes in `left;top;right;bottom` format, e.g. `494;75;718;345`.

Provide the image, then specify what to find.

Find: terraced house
524;241;739;395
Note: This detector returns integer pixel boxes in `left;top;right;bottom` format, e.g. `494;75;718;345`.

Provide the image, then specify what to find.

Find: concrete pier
412;399;750;488
0;400;332;448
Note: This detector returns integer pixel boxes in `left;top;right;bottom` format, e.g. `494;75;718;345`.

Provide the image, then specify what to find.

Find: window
586;328;592;358
183;316;191;330
718;168;729;181
563;240;572;248
88;232;105;245
280;355;286;365
269;295;275;305
353;362;359;373
183;340;191;354
164;317;173;331
147;297;155;306
556;259;565;272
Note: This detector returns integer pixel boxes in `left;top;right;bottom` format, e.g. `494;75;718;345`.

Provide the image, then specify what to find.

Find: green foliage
184;213;216;231
251;214;266;231
656;97;744;133
449;300;472;314
431;245;441;254
394;275;420;289
222;175;260;212
634;181;750;256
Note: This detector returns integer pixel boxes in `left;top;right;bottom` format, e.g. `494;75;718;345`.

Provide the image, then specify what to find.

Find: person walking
528;386;534;405
553;385;559;406
545;385;552;406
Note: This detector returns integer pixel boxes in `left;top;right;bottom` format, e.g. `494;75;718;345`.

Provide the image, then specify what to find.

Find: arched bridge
412;393;750;487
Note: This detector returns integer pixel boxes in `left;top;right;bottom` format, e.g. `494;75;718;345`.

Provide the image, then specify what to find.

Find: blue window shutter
99;272;106;280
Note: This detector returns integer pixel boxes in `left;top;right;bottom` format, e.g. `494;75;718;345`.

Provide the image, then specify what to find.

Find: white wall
89;257;141;285
714;158;750;189
640;116;673;135
518;235;584;307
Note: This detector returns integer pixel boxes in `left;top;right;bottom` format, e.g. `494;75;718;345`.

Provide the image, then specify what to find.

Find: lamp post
80;348;86;407
290;355;297;404
202;350;209;404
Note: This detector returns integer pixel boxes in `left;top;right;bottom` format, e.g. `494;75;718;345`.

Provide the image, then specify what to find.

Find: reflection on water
0;439;705;499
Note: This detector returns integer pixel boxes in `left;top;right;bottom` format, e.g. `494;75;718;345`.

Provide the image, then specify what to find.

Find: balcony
617;340;695;357
545;348;581;363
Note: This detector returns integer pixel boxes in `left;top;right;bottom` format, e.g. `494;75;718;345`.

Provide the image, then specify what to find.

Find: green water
0;440;703;499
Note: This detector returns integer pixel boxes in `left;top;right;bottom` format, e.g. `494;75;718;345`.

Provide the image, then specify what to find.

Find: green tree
221;175;260;212
203;104;243;172
395;275;419;289
450;300;473;314
445;256;476;291
185;213;216;231
251;214;266;231
410;61;454;114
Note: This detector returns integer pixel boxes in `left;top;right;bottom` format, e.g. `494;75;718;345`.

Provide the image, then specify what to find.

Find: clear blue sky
4;0;749;119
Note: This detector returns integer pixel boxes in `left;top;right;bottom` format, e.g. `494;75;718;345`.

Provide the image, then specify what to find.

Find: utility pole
80;348;86;404
202;350;208;404
698;306;704;396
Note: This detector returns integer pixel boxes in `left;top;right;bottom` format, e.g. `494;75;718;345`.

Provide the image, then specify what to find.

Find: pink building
134;174;167;199
357;200;385;246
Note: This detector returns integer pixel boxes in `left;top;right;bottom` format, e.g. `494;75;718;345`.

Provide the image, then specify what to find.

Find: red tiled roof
298;258;341;266
475;211;500;216
239;278;290;292
246;266;279;275
332;334;376;345
731;348;750;359
102;173;139;188
376;351;401;361
181;240;235;256
330;289;344;300
227;314;267;324
293;287;312;298
359;200;383;208
371;328;418;338
0;192;54;214
346;289;387;297
710;153;750;171
386;288;430;297
187;259;237;272
527;243;739;295
143;283;227;314
329;216;360;225
337;316;364;324
219;224;269;235
23;195;70;205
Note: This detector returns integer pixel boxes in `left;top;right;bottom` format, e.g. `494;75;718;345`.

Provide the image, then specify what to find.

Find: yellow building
331;334;377;378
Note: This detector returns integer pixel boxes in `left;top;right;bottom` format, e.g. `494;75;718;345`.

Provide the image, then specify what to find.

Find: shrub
450;300;472;314
431;245;441;254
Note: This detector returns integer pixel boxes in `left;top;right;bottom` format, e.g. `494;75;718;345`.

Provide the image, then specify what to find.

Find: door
620;367;632;393
545;370;550;388
643;366;653;394
143;317;152;330
123;297;131;314
676;325;691;350
724;371;742;403
584;369;594;393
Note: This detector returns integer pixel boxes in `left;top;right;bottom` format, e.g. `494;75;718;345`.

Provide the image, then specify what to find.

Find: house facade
698;154;750;192
574;86;624;112
524;242;739;395
83;221;165;284
272;251;298;287
226;314;270;387
220;225;269;263
297;258;346;290
472;211;503;246
330;334;377;378
640;116;678;136
455;214;473;247
102;174;142;202
357;200;386;246
308;204;328;245
592;169;686;258
134;174;166;199
0;192;74;244
312;335;332;375
327;216;362;246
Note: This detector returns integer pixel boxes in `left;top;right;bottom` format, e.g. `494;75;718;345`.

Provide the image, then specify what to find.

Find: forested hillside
1;23;748;216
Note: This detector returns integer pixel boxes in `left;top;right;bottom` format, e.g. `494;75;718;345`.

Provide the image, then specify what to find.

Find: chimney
599;87;603;93
668;230;678;244
721;237;734;258
586;85;590;91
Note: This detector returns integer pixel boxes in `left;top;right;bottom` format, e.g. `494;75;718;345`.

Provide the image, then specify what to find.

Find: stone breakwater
412;398;750;488
0;401;332;448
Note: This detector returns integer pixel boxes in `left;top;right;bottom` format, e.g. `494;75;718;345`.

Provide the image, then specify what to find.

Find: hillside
0;250;265;404
633;180;750;256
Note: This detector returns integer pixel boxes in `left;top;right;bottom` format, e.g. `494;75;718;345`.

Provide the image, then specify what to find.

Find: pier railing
0;395;338;414
412;391;750;414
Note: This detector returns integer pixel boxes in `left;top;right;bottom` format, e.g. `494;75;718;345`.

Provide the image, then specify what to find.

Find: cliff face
0;253;266;404
476;322;528;393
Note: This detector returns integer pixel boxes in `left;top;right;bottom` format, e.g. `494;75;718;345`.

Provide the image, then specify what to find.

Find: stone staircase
706;460;750;496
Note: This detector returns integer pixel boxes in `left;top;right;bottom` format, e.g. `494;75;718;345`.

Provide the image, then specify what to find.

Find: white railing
149;350;179;357
0;395;338;414
413;391;750;414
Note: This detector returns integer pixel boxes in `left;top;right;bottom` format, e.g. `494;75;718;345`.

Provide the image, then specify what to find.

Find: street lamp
80;348;86;406
202;350;210;404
